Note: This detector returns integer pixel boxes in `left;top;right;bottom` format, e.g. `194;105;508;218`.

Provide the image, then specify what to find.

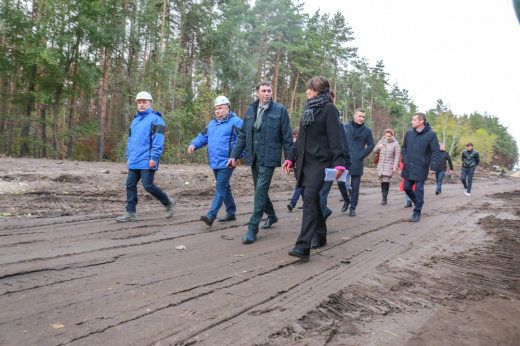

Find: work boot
381;182;389;205
404;200;412;208
287;203;295;212
409;213;420;222
349;208;356;217
242;231;257;244
116;212;138;222
165;199;176;219
200;215;214;226
218;214;236;222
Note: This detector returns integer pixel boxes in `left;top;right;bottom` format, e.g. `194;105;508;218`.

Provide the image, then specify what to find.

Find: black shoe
349;209;356;217
341;200;350;212
409;214;420;222
381;196;387;205
404;201;412;208
310;241;327;249
218;214;236;222
261;216;278;229
297;206;303;209
339;197;344;202
200;215;214;226
287;203;294;212
435;190;439;195
288;247;310;261
323;208;332;221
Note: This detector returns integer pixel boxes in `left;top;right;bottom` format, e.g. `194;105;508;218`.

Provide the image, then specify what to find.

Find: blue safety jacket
189;111;244;169
126;108;165;170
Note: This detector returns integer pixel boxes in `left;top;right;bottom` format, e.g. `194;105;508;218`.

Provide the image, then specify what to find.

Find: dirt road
1;158;519;345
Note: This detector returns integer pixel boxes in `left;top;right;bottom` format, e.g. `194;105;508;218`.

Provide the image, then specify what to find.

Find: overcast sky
302;0;520;162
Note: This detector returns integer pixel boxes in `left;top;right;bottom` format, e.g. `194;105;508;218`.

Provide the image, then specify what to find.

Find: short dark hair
414;112;426;123
466;142;473;147
256;81;272;91
292;126;299;135
354;108;365;114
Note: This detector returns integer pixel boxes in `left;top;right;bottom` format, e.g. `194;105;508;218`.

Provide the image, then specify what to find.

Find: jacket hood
381;135;396;143
415;122;431;134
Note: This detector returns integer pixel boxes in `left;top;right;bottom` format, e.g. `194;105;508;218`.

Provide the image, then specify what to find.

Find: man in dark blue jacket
461;142;480;196
344;109;375;216
188;96;243;226
401;112;440;222
228;81;293;244
116;91;175;222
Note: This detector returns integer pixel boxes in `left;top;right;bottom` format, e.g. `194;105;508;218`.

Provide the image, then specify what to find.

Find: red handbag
374;152;380;164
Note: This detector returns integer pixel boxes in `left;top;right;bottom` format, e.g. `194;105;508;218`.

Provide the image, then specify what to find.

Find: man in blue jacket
401;112;440;222
116;91;175;222
344;109;375;217
188;96;243;226
227;81;293;244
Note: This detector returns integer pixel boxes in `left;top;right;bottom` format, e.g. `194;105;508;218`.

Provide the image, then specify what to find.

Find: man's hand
282;161;293;174
149;160;157;169
187;145;195;154
392;167;398;172
430;170;436;174
378;144;384;149
227;158;236;169
335;168;345;180
449;170;453;174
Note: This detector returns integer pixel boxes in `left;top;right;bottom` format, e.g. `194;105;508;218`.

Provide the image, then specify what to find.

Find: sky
301;0;520;163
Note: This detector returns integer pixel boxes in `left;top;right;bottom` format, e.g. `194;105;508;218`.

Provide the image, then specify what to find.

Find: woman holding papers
282;76;345;261
373;129;401;205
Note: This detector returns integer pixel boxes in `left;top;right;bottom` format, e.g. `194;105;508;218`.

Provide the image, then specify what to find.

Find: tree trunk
289;70;300;116
98;47;110;161
262;32;268;80
52;84;63;158
41;105;47;158
272;37;282;101
20;64;37;157
67;63;79;159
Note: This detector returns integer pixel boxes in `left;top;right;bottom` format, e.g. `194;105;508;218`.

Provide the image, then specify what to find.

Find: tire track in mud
0;179;517;346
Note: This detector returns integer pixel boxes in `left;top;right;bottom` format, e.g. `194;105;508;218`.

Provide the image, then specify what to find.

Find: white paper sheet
324;168;349;182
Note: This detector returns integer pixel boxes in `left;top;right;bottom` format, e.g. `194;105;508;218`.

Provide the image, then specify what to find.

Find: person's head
440;143;445;151
292;126;299;137
255;81;273;106
466;142;474;151
353;108;366;125
214;95;230;120
135;91;153;112
411;112;426;129
384;129;394;141
305;76;335;102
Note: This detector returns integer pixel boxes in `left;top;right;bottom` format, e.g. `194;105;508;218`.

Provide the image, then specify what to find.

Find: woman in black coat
282;76;345;261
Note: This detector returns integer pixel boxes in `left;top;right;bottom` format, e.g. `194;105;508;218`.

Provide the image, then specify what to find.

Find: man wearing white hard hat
188;96;243;226
116;91;176;222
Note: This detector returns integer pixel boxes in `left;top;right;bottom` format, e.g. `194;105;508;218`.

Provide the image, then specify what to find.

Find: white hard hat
136;91;153;101
214;95;230;107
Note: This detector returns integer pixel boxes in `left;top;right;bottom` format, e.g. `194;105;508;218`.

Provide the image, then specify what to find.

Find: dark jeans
349;175;362;210
126;169;169;213
290;171;304;206
435;170;446;192
295;185;327;252
319;181;333;220
403;179;425;215
207;168;236;220
461;166;476;193
337;179;350;201
249;164;276;233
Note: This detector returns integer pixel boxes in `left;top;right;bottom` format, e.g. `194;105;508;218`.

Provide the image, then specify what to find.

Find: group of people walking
115;78;480;261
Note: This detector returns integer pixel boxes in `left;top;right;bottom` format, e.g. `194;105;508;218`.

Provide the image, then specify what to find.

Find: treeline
0;0;517;168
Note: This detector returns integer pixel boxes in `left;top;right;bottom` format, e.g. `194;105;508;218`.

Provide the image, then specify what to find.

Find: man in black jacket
228;81;293;244
461;142;480;196
435;143;454;195
344;108;375;216
401;112;440;222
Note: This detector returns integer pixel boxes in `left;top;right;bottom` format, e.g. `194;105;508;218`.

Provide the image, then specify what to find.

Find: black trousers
295;185;327;252
349;175;362;209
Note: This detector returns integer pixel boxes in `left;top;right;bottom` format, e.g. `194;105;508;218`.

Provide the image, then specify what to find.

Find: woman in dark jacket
282;76;345;261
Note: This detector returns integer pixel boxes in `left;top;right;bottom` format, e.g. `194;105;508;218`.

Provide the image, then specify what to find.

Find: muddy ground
0;157;518;346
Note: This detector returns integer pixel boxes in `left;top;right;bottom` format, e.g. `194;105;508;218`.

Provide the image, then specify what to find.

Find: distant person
228;81;293;244
287;127;304;211
372;129;400;205
461;142;480;196
116;91;175;222
501;169;506;177
401;112;440;222
188;96;243;226
435;143;454;195
344;108;375;216
283;76;345;261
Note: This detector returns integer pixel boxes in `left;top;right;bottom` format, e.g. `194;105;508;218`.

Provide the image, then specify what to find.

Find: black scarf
301;93;330;126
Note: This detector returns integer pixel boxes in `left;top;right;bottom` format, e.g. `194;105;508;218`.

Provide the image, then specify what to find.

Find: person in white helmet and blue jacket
116;91;176;222
188;96;244;226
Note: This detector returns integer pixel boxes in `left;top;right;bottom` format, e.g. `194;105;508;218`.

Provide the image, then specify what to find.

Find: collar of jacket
415;122;431;134
135;107;154;118
382;136;395;143
214;110;236;123
250;98;273;112
350;119;364;128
